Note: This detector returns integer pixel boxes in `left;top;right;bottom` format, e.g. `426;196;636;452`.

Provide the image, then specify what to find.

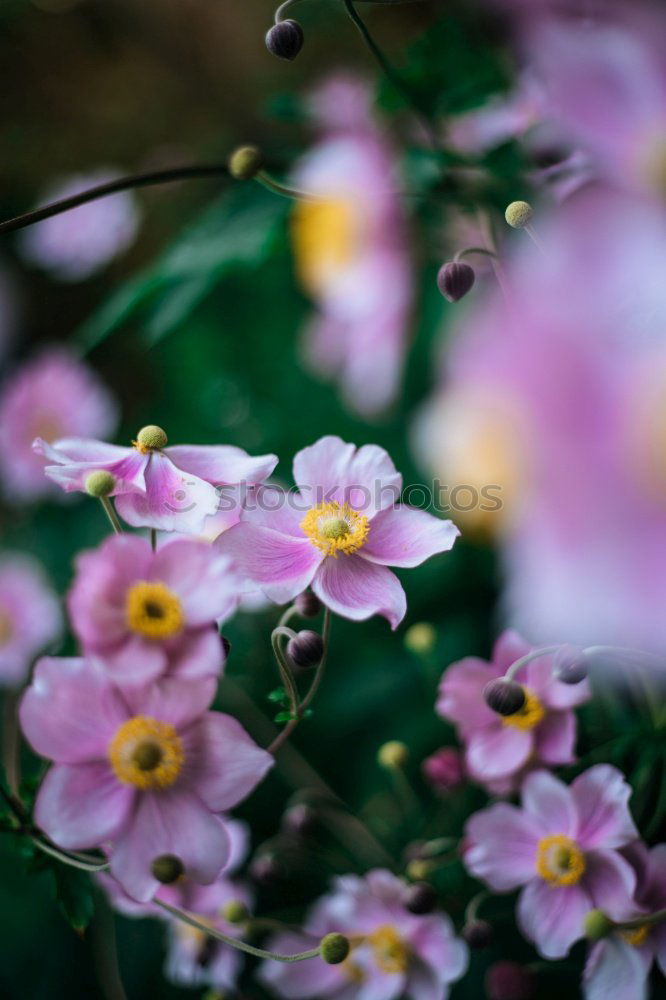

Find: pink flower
218;435;459;629
17;170;140;281
464;766;639;959
584;841;666;1000
34;425;278;534
20;656;273;901
0;348;117;501
68;534;239;686
260;869;468;1000
292;76;412;417
0;553;62;687
437;631;590;793
421;747;465;795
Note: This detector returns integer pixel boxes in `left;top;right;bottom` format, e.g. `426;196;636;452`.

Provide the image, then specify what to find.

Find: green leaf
51;864;95;933
268;687;288;704
274;711;295;724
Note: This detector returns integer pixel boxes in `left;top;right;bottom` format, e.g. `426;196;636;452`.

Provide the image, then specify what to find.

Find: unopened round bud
406;859;431;881
85;469;116;498
378;740;409;770
294;591;321;618
584;908;614;941
320;933;350;965
483;678;526;716
287;630;324;669
421;747;465;795
151;854;184;884
282;803;318;837
265;19;304;61
222;900;250;925
553;645;588;685
404;882;437;915
485;961;536;1000
437;261;475;303
228;145;264;181
462;918;494;949
136;424;168;450
404;622;437;656
249;853;282;886
505;200;533;229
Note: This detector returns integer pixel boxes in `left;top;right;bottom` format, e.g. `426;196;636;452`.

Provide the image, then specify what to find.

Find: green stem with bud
155;900;321;962
453;247;499;262
504;646;562;681
616;908;666;931
100;498;123;535
255;171;321;203
30;836;110;872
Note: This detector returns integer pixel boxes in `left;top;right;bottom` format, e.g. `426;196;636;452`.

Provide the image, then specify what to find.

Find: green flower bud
320;932;350;965
505;200;534;229
151;854;184;884
136;424;168;451
584;909;615;941
378;740;409;770
228;145;264;181
404;622;437;656
85;470;116;498
221;900;250;925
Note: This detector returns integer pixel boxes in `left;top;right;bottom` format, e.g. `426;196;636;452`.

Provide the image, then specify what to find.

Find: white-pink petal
312;554;406;629
361;505;459;568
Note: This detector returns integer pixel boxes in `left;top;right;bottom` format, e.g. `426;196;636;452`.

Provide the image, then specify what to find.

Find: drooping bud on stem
404;882;437;915
505;200;534;229
287;630;324;670
294;591;321;618
265;19;304;60
151;854;184;884
462;919;494;949
320;933;350;965
553;645;588;685
85;470;116;498
228;145;265;181
483;678;526;716
437;261;475;302
583;908;614;941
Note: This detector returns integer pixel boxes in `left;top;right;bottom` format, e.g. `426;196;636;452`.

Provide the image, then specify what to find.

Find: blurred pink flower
584;841;666;1000
17;170;140;281
219;435;458;629
260;868;468;1000
20;656;273;901
68;534;239;686
421;747;465;795
465;766;639;959
0;553;61;688
437;631;590;793
291;76;412;417
0;347;117;501
35;431;277;534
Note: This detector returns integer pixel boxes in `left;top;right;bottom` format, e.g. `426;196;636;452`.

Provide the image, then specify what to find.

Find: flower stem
0;163;230;235
255;171;321;203
453;247;499;262
464;890;489;924
100;498;123;535
614;908;666;932
30;836;110;872
155;900;322;962
505;646;562;681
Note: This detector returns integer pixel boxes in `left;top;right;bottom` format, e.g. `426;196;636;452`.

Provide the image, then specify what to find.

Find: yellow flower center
0;610;13;646
291;198;359;296
620;924;651;948
108;716;184;790
125;581;184;640
301;502;369;558
501;687;545;731
368;925;411;975
536;835;586;887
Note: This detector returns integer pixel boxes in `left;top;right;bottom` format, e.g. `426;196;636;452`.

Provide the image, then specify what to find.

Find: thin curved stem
275;0;304;21
0;164;230;236
268;609;331;755
453;247;499;262
505;645;562;681
155;900;321;962
464;890;489;924
100;498;123;535
614;908;666;932
30;836;110;872
271;626;300;712
255;171;321;203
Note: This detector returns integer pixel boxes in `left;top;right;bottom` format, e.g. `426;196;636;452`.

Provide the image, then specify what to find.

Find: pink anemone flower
437;630;590;793
0;552;62;688
260;869;469;1000
68;534;239;685
464;766;639;959
218;436;459;629
20;657;273;901
34;423;278;534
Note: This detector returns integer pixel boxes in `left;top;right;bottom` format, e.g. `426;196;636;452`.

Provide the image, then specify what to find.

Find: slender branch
255;171;321;203
614;908;666;932
0;164;230;236
505;645;562;681
453;247;499;262
155;900;321;962
268;609;331;755
30;836;110;872
100;498;123;535
92;892;129;1000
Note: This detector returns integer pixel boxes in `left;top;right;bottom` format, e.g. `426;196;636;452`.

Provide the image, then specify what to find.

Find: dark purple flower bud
421;747;465;795
249;853;282;886
404;882;438;915
462;919;494;949
483;678;526;716
287;630;324;669
553;644;588;685
294;590;321;618
437;261;475;302
281;803;318;837
265;19;304;61
485;961;536;1000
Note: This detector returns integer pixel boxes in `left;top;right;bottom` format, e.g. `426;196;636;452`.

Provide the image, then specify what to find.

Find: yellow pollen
536;835;586;887
291;198;359;296
620;924;651;948
126;581;184;640
0;610;13;646
109;716;184;790
368;925;411;975
501;687;545;731
301;502;369;557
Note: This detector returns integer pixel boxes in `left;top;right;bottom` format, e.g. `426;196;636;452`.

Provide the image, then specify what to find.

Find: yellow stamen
367;925;411;975
126;581;184;640
620;924;651;948
109;716;184;790
536;835;586;887
301;502;369;558
291;198;359;296
501;687;545;731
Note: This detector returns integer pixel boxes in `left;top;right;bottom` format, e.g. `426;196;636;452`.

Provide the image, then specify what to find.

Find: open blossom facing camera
34;423;278;533
17;170;140;281
465;766;639;959
20;657;273;901
584;841;666;1000
0;348;118;501
437;630;590;793
292;76;412;417
260;869;468;1000
0;553;62;687
218;435;459;628
68;534;239;685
